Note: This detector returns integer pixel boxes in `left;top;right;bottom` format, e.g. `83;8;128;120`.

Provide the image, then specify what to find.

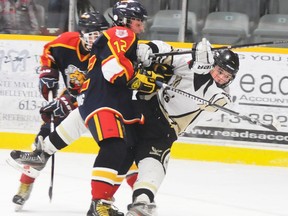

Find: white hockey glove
137;41;174;67
137;43;153;67
150;40;173;66
189;38;214;74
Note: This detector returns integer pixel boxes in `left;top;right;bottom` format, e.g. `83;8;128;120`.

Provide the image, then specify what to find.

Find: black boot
87;199;124;216
12;182;34;211
10;149;50;171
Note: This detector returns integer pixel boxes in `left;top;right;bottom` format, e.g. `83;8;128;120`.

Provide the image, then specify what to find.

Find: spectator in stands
77;0;95;16
45;0;95;35
45;0;69;34
0;0;41;34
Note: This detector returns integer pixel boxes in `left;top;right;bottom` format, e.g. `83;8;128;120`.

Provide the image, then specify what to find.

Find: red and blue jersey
40;32;90;91
78;26;144;126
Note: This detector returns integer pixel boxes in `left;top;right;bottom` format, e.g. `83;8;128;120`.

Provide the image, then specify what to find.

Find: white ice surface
1;149;288;216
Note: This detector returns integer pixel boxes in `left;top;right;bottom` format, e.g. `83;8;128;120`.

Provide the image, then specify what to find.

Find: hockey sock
126;173;138;189
20;173;35;184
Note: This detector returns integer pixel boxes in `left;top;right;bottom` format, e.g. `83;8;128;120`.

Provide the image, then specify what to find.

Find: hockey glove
40;94;76;123
189;38;214;74
39;66;59;100
127;68;164;94
137;41;174;68
137;43;153;67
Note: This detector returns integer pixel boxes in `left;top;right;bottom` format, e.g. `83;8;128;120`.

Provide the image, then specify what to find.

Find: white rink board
0;39;45;132
0;38;65;133
183;51;288;147
0;38;288;147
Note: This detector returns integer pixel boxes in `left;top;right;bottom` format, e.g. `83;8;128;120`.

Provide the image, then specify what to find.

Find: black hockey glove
127;68;164;94
152;63;174;83
39;66;59;100
40;94;76;123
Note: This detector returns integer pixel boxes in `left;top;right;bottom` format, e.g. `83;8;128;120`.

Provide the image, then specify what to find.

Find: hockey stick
48;91;55;202
149;40;288;58
156;81;279;132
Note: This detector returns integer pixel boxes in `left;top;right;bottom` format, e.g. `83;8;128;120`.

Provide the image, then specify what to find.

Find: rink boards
1;35;288;168
1;131;288;167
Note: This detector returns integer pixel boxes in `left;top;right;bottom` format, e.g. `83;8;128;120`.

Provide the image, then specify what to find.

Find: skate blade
126;210;143;216
14;203;24;212
6;158;40;178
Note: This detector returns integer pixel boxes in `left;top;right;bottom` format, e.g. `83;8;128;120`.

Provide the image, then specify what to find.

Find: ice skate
12;182;33;211
110;206;124;216
6;158;40;178
87;199;124;216
126;202;157;216
9;149;50;171
9;136;51;171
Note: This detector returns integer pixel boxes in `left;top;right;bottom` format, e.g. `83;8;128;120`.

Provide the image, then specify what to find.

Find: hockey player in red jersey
7;11;110;212
8;1;163;215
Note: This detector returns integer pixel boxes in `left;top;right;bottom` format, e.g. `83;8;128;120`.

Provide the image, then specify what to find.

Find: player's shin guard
127;157;166;216
132;157;166;203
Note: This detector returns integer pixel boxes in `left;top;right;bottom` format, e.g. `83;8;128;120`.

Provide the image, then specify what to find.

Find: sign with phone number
183;51;288;147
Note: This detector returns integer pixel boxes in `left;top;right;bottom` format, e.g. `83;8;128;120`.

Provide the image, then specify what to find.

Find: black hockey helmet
214;49;239;78
112;0;148;26
78;11;109;33
78;11;110;50
213;49;239;87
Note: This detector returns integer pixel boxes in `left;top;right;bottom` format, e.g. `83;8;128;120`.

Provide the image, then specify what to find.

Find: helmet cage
81;30;102;50
78;11;109;50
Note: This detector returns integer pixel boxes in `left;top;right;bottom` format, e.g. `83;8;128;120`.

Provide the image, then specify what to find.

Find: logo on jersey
149;146;163;157
65;65;86;91
197;65;213;70
115;29;128;38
